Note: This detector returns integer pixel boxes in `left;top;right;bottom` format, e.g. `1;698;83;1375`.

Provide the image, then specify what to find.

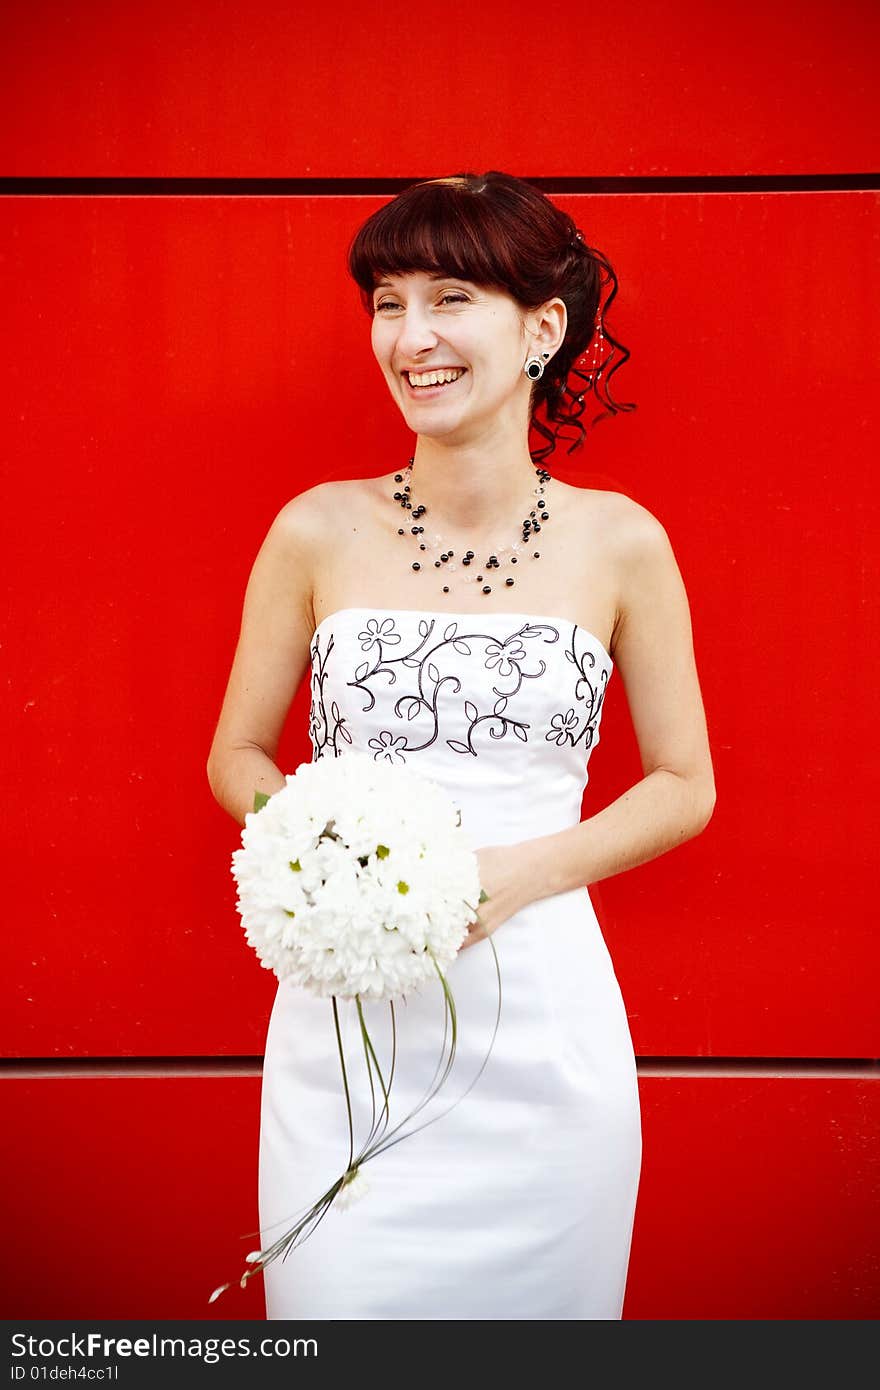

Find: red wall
2;0;878;1320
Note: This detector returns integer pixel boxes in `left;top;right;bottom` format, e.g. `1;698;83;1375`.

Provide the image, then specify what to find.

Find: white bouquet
208;751;498;1304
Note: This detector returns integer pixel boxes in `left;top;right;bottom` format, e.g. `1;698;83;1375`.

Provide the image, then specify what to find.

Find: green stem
219;916;503;1301
331;995;355;1173
351;997;395;1154
365;931;502;1158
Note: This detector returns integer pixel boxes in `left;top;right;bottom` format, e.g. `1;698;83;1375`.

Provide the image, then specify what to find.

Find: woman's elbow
692;776;717;832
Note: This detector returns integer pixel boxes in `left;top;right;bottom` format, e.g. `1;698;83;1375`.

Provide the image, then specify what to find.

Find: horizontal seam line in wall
0;1057;878;1080
0;175;878;196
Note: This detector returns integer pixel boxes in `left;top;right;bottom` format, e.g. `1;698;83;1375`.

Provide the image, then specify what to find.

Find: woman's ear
525;297;567;361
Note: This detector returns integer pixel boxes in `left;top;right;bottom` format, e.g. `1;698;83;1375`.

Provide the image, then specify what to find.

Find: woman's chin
400;401;469;430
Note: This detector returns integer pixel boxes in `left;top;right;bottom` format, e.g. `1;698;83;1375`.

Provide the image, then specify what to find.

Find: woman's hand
459;843;534;952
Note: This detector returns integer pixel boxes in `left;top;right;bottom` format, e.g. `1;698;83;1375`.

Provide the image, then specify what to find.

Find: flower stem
331;996;355;1172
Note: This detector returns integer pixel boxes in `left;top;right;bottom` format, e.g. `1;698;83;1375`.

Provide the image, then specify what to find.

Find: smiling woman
350;171;636;463
208;170;716;1322
372;271;529;424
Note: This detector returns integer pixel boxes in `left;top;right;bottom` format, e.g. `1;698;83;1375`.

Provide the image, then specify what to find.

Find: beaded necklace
392;459;553;598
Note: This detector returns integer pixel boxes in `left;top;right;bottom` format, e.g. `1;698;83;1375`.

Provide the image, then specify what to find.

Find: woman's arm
206;487;327;827
518;499;716;898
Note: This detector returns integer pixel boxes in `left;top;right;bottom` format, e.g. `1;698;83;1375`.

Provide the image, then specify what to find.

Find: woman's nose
395;307;439;356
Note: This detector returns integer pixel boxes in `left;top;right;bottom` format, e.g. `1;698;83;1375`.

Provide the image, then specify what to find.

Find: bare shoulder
556;487;670;643
575;487;669;557
592;490;715;812
273;477;365;536
561;486;678;658
268;477;375;572
598;489;697;675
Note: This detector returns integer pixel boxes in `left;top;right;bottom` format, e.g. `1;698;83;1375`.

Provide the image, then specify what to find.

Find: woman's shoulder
566;483;670;554
271;477;371;534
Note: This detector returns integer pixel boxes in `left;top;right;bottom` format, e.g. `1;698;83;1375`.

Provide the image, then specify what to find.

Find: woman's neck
407;440;543;536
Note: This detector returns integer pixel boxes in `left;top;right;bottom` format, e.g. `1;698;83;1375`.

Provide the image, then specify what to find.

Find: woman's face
370;270;559;441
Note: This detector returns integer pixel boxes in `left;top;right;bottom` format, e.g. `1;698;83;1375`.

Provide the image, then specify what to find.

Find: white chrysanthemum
230;751;481;1001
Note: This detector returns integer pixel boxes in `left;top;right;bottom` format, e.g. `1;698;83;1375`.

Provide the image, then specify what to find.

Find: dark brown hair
347;170;636;464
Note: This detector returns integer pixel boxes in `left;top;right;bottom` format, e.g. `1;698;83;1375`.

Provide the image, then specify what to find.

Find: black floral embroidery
308;629;354;759
368;730;408;763
547;708;580;745
355;616;402;652
309;612;610;763
554;628;610;750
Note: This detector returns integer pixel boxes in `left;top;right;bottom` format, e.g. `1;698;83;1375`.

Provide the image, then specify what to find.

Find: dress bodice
308;606;614;847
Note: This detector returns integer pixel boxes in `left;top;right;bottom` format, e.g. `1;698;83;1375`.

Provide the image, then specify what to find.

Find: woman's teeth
407;368;466;388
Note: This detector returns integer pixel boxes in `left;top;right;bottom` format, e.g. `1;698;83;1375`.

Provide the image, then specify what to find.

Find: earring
524;351;551;380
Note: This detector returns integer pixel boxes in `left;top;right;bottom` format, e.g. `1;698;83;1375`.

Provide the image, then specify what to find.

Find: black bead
533;551;540;558
462;557;471;565
434;560;441;567
541;512;549;520
412;562;421;570
505;577;515;586
511;556;518;563
398;528;404;535
411;527;420;535
394;473;403;481
476;575;483;582
442;585;449;593
482;585;491;593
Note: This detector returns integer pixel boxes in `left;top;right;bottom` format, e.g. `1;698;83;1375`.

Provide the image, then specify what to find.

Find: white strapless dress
258;607;642;1320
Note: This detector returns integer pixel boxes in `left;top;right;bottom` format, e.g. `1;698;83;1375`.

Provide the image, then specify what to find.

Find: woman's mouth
402;368;468;399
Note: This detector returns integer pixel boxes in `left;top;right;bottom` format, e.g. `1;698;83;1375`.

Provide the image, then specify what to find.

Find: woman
207;171;716;1320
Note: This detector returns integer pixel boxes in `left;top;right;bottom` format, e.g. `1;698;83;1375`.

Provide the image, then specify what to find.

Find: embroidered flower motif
547;708;579;746
357;617;401;652
310;613;612;763
483;636;528;678
368;730;408;763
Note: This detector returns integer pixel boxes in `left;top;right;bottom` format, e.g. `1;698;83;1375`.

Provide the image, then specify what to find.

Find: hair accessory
391;460;553;598
579;313;605;397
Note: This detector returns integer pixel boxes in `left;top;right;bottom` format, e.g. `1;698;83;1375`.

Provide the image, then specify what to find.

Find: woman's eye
375;293;468;312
